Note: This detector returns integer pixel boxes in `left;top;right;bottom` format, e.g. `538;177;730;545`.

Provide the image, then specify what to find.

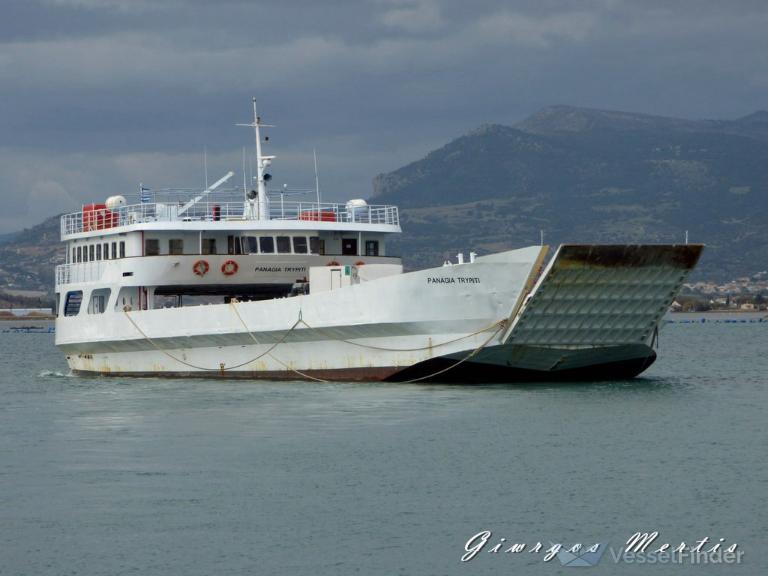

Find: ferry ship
54;100;703;382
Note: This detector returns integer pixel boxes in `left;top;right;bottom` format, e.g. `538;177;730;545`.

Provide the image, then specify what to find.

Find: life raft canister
192;259;210;276
221;259;239;276
326;260;341;266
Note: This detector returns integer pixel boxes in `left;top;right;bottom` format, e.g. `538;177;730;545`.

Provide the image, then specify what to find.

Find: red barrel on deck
82;203;117;231
298;210;337;222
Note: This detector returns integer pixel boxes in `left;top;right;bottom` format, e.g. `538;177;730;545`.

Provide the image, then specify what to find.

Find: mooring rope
122;307;301;372
295;316;505;352
396;320;507;384
122;303;506;382
229;301;328;382
229;302;506;383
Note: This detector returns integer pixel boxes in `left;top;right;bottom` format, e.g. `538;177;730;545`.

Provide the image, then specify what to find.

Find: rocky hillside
373;106;768;279
2;105;768;293
0;215;63;293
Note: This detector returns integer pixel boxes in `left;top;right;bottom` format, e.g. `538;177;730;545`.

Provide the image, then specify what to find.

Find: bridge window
76;246;82;263
64;291;83;316
293;236;308;254
145;238;160;256
119;241;126;258
89;245;95;261
276;236;291;254
227;236;243;255
104;243;109;259
112;242;117;259
169;238;184;255
365;240;379;256
310;236;324;255
71;248;75;264
88;288;111;314
245;236;259;254
96;244;102;260
201;238;216;255
259;237;274;254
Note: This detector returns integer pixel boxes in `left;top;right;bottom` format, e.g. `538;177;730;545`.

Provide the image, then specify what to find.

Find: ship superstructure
56;99;401;314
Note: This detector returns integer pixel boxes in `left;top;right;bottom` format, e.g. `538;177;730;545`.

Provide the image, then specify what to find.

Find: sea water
0;323;765;575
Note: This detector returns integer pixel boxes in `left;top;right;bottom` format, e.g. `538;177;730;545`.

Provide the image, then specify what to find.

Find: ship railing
61;201;399;235
268;202;399;225
55;262;106;288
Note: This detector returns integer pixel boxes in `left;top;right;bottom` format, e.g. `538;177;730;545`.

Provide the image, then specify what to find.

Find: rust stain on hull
556;244;704;270
72;366;403;382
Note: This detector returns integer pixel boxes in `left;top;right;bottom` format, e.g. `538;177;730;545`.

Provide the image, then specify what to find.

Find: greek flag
140;184;152;203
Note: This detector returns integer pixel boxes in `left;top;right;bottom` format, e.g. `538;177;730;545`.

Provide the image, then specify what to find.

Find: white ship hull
56;244;703;382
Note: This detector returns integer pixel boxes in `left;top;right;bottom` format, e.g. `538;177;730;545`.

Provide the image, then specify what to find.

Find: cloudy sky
1;0;767;232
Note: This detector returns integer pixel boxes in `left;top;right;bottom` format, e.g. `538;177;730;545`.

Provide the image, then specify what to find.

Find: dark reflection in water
1;325;766;576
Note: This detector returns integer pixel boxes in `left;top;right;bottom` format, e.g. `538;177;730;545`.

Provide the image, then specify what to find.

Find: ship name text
427;277;481;285
254;266;307;273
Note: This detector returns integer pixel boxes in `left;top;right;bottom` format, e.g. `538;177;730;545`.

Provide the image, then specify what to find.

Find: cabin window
119;241;126;258
55;293;60;316
276;236;291;254
310;236;324;255
293;236;308;254
342;238;358;256
145;238;160;256
64;291;83;316
89;245;95;261
115;288;135;311
202;238;216;255
365;240;379;257
245;237;259;254
259;236;275;254
71;248;75;263
96;244;102;260
88;288;110;314
103;243;109;259
227;236;243;255
76;246;82;263
112;242;117;259
169;239;184;255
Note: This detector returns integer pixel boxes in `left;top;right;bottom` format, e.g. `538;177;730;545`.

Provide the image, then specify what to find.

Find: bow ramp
394;244;703;382
506;244;703;347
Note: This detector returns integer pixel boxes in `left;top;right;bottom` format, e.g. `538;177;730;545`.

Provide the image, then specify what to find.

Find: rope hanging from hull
121;303;507;382
122;307;301;372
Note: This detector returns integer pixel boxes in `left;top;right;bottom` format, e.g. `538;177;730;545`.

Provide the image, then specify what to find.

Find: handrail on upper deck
60;201;399;236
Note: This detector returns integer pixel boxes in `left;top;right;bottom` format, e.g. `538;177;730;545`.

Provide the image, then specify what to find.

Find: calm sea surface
1;323;766;575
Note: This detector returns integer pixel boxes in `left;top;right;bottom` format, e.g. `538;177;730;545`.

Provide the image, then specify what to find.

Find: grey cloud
0;0;767;231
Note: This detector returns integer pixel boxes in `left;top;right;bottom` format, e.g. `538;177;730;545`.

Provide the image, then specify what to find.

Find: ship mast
237;97;274;220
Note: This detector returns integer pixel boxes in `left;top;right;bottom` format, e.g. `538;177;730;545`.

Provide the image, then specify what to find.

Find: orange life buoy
355;261;365;266
326;260;340;266
192;259;209;276
221;259;239;276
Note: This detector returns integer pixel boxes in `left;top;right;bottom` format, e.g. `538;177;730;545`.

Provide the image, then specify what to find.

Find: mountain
0;215;63;294
372;106;768;279
0;231;19;245
2;105;768;294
